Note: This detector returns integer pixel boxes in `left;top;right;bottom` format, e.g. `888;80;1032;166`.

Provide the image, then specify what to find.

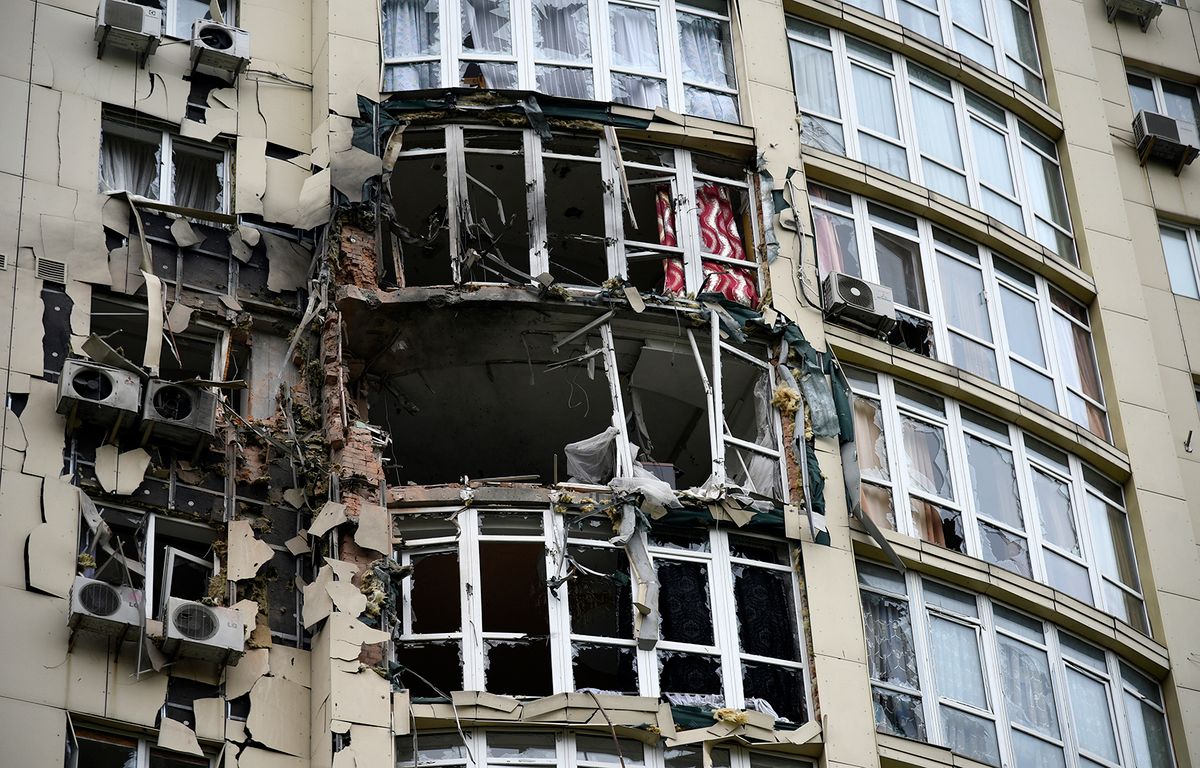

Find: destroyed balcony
381;123;764;308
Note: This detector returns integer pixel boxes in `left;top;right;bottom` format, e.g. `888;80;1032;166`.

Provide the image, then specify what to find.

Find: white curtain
851;65;899;137
998;637;1059;737
677;12;733;89
382;0;440;58
462;0;512;53
791;41;840;118
173;149;223;212
611;73;667;109
537;66;594;98
911;87;963;170
100;133;160;199
533;0;591;60
929;617;987;708
610;5;660;70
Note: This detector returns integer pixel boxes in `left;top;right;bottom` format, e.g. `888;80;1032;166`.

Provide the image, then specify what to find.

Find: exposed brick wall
335;424;385;486
338;224;379;291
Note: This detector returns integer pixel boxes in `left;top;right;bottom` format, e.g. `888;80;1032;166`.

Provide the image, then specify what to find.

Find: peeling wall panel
262;158;309;226
240;0;313;77
0;472;43;590
11;271;46;376
25;84;61;187
26;477;80;598
235;138;268;216
20;380;65;478
247;676;311;757
107;642;169;726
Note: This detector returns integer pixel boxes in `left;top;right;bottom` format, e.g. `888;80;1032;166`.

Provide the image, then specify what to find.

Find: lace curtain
173;148;223;212
100;133;160;199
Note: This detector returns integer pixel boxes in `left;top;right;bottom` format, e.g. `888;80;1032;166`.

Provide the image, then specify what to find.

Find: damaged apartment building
6;0;1200;766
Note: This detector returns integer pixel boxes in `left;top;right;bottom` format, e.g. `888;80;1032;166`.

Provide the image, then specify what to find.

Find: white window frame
857;564;1174;768
807;0;1046;99
845;368;1145;631
788;22;1075;264
1157;221;1200;299
1127;70;1200;147
393;126;765;298
71;726;216;768
810;185;1106;438
162;0;237;40
100;117;232;214
395;507;812;720
381;0;741;122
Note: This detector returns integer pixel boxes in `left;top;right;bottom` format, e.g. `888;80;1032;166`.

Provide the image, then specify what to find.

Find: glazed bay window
858;564;1175;768
788;22;1074;263
822;0;1044;97
1157;222;1200;299
845;367;1146;631
390;126;762;303
100;115;229;214
381;0;740;122
393;508;810;722
810;185;1107;438
1127;72;1200;148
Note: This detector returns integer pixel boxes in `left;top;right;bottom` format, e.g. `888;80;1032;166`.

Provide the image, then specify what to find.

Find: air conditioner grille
105;0;148;30
36;258;67;284
79;582;122;617
836;275;876;312
173;603;219;641
152;385;194;420
71;368;115;401
197;24;235;49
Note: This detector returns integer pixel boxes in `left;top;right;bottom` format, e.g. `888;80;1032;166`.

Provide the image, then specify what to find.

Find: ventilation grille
0;253;8;270
79;582;122;617
36;258;67;284
173;603;219;641
103;0;150;30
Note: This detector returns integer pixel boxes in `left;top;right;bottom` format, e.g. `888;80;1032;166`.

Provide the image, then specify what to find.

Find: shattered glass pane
910;497;964;553
568;546;634;638
1032;469;1078;554
545;156;609;286
649;528;710;552
572;642;639;694
1011;730;1066;768
486;638;553;696
998;635;1060;738
728;534;788;565
862;482;897;532
733;565;799;660
901;415;954;499
480;511;544;535
967;436;1023;530
658;651;723;698
394;640;463;696
488;731;556;759
979;522;1032;578
857;561;906;595
939;705;1001;766
149;748;210;767
924;581;978;617
392;152;452;286
462;140;531;281
664;746;732;768
396;733;468;765
459;61;519;88
411;550;461;633
852;396;889;478
872;686;926;739
860;591;919;688
461;0;512;53
576;734;646;765
725;444;782;499
742;662;807;723
657;560;714;644
480;541;549;633
929;616;987;709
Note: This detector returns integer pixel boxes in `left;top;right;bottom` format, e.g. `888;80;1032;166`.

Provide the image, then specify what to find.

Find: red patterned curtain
657;184;759;307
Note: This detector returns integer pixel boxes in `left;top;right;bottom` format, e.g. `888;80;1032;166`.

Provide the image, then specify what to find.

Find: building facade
1;0;1199;766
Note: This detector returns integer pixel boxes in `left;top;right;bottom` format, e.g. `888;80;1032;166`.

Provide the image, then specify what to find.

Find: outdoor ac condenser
190;20;250;83
95;0;163;65
821;272;897;336
162;597;244;663
69;575;143;640
56;359;143;430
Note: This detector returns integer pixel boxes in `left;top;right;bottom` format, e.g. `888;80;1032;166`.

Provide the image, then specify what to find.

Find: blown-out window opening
810;183;1108;440
393;507;811;722
788;21;1073;264
389;126;764;304
381;0;739;122
100;115;231;215
857;562;1174;768
844;367;1143;631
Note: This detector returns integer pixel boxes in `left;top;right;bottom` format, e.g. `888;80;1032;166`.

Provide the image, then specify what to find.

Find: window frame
71;726;216;768
394;506;812;720
788;22;1074;264
1127;70;1200;147
810;184;1107;438
845;368;1145;631
857;563;1174;768
1157;221;1200;300
392;125;766;299
381;0;741;122
100;116;232;214
161;0;237;40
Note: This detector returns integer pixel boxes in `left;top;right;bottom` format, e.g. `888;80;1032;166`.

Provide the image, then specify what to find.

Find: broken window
90;294;223;383
387;127;763;301
810;183;1107;440
166;0;235;39
71;728;212;768
842;366;1142;626
101;114;229;213
381;0;741;122
857;563;1173;768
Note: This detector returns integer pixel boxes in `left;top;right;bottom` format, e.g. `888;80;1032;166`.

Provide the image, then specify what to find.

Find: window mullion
515;0;535;90
894;59;920;185
460;507;485;690
547;511;573;692
1036;277;1072;423
445;0;460;87
662;0;684;114
526;131;549;278
1068;456;1106;614
446;127;466;283
880;376;914;538
599;137;623;281
978;599;1016;768
921;220;954;366
1012;434;1049;584
709;531;744;709
983;256;1017;392
593;0;611;103
908;574;942;744
944;402;979;560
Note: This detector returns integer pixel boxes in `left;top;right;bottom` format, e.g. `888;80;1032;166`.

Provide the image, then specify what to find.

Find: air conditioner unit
190;20;250;83
821;272;896;336
1133;110;1199;175
141;380;218;446
94;0;163;66
1104;0;1162;31
69;575;143;640
162;597;244;663
56;359;143;430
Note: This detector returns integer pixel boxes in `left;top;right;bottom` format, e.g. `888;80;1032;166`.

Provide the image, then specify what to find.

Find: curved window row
397;729;814;767
859;563;1173;768
788;21;1075;264
391;126;763;299
845;367;1145;631
381;0;739;122
393;508;810;723
811;184;1108;439
832;0;1044;99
